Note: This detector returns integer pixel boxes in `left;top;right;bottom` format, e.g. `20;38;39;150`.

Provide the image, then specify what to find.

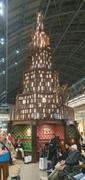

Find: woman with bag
0;131;10;180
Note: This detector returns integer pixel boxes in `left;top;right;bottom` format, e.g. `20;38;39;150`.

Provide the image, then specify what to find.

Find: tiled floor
8;161;47;180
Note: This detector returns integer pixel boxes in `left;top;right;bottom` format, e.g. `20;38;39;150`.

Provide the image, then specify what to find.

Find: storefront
68;93;85;135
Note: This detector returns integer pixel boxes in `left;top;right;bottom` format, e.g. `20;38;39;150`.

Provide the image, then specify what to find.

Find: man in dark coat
48;134;60;169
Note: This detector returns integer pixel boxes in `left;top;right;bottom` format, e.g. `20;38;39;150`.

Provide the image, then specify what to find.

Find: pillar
32;120;37;163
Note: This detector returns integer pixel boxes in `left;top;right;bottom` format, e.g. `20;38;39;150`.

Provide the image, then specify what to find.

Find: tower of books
15;12;59;121
11;13;77;161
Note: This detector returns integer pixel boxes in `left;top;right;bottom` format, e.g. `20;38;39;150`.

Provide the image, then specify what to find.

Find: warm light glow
42;97;46;103
15;12;61;120
32;12;50;49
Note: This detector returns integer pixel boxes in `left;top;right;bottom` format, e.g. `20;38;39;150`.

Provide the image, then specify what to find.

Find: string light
15;12;59;120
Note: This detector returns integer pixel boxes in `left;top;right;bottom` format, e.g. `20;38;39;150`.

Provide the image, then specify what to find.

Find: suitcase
39;157;47;170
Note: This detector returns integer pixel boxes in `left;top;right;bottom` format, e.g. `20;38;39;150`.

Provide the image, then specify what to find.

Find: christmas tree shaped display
15;12;60;121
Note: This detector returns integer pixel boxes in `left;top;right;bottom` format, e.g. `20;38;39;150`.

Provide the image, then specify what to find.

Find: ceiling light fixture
0;2;4;16
0;38;5;45
16;49;20;54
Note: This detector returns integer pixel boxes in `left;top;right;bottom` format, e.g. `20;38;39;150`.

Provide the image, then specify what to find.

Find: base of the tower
8;119;79;162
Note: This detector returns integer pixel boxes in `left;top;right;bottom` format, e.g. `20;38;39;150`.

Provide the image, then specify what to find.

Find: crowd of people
0;130;85;180
40;134;85;180
0;130;24;180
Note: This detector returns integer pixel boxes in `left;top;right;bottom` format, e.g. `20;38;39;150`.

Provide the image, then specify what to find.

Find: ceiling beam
44;0;51;17
58;39;85;72
52;1;85;54
70;56;85;62
46;9;85;21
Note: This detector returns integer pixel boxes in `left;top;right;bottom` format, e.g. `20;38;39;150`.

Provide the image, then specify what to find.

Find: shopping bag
0;151;10;162
24;155;32;163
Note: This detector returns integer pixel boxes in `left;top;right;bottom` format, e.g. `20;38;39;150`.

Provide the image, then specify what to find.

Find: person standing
48;134;60;169
15;137;24;160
